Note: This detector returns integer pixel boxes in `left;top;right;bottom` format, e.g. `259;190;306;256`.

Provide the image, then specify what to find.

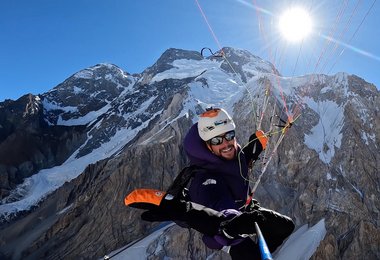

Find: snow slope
104;219;326;260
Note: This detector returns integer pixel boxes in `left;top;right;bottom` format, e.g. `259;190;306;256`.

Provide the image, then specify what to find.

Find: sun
279;7;313;42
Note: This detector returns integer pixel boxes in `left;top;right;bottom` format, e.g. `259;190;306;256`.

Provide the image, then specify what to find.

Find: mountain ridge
0;47;378;259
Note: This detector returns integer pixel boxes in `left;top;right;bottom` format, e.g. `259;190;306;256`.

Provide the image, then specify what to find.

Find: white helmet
197;108;236;141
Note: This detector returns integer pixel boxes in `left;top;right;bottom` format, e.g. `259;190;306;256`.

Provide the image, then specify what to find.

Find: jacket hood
184;123;250;208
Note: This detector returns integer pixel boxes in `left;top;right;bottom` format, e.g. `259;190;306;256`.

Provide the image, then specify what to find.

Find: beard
218;144;236;160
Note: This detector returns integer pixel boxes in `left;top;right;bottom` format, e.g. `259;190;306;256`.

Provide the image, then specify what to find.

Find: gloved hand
255;130;268;150
244;130;268;164
220;210;266;238
243;197;260;212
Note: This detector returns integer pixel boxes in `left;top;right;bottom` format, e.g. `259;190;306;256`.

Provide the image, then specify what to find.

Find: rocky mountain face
0;94;87;199
251;74;379;259
0;47;379;259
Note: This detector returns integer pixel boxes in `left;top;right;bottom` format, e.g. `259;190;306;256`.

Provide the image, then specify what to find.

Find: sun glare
279;7;313;42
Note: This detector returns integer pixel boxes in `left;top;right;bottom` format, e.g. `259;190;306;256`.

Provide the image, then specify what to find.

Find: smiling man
185;108;264;211
183;107;294;259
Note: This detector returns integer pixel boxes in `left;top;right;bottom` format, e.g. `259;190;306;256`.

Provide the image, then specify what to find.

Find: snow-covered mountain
0;47;378;259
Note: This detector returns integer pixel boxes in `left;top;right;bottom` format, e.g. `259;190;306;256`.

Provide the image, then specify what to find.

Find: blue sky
1;0;379;101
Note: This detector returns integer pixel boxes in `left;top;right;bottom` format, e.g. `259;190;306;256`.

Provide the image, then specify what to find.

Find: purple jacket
184;123;251;211
184;123;260;248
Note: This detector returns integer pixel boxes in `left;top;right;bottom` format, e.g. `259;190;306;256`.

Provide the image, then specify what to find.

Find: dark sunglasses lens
210;136;223;145
225;131;235;141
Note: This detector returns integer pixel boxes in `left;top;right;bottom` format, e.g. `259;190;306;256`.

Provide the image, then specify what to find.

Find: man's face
208;131;237;160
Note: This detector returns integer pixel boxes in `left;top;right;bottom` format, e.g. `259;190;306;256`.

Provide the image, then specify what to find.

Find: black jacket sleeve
141;197;294;249
141;199;225;236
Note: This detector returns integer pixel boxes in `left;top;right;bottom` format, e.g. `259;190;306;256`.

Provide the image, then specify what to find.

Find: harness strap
166;165;199;198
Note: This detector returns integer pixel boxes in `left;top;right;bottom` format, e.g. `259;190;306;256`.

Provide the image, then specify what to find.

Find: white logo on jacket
202;179;217;185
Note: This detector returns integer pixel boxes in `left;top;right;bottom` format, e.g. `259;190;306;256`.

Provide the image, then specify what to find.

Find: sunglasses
209;130;236;145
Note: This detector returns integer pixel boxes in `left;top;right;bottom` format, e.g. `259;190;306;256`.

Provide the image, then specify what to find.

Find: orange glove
255;130;268;150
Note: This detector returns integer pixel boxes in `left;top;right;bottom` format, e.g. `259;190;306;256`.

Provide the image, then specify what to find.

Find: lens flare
279;7;313;42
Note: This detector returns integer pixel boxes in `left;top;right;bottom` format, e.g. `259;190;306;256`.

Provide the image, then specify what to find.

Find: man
125;107;294;259
183;107;294;259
